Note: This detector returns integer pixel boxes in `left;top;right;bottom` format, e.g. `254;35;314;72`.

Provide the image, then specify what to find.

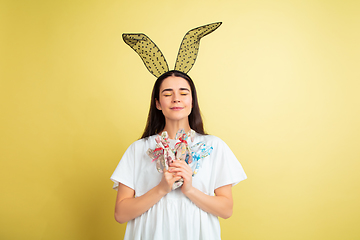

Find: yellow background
1;0;359;239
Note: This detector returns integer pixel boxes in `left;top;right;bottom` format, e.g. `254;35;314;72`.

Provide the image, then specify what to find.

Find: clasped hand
158;159;193;195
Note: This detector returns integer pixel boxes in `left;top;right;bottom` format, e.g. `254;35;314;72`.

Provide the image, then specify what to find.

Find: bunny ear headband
122;22;222;78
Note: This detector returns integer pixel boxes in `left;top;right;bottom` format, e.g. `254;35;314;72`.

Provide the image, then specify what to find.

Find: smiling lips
170;107;184;110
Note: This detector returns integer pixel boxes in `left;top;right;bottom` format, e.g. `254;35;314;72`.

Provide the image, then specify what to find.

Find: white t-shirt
111;133;247;240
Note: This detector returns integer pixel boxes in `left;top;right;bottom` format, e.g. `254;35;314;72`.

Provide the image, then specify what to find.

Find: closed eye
180;88;190;95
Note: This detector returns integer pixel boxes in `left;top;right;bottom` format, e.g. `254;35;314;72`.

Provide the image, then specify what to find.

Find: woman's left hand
168;159;193;195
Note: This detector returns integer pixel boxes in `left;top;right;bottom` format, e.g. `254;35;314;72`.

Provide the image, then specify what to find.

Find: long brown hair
141;70;206;138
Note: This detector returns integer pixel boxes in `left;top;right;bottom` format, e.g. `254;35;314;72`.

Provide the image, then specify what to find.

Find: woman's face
156;75;193;124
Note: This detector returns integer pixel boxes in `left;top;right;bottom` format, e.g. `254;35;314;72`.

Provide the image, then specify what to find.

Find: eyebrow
161;88;190;93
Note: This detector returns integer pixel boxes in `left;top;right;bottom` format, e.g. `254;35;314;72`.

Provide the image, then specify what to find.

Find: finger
171;163;192;173
170;176;182;184
169;159;184;166
166;169;183;179
169;168;188;177
168;167;176;172
173;169;191;179
164;170;175;180
170;161;188;170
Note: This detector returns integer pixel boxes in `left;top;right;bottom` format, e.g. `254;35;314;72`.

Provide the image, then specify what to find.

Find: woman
111;70;247;240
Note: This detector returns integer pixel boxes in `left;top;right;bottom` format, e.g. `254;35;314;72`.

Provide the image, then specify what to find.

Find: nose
172;93;180;103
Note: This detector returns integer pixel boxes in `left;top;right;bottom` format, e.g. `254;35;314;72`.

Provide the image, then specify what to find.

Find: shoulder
133;135;157;146
124;135;157;152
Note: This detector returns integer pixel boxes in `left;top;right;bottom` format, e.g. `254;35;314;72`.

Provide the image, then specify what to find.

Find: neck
162;120;191;139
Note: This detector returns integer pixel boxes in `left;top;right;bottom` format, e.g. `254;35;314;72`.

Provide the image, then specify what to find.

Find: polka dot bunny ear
122;22;222;78
174;22;222;74
122;33;169;78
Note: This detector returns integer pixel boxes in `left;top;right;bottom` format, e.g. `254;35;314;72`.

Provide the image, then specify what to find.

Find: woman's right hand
157;169;181;195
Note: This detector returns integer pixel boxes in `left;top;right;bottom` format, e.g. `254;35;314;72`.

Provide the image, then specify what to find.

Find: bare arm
114;171;181;224
169;160;233;219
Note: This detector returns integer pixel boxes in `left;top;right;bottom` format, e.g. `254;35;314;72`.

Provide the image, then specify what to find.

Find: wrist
156;184;169;197
182;185;196;197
